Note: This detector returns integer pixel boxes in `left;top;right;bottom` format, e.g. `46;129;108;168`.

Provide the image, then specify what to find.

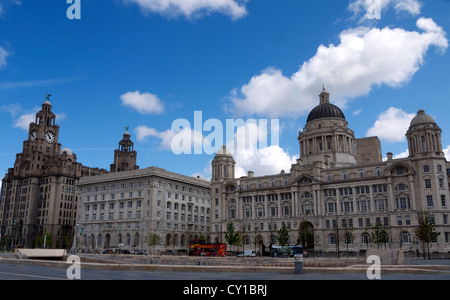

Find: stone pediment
291;173;321;186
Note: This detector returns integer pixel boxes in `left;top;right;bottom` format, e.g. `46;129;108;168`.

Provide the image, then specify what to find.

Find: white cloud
1;104;66;131
122;0;247;19
228;18;448;118
444;145;450;161
348;0;422;20
225;122;298;177
0;47;9;68
120;91;165;115
14;112;36;130
135;125;205;154
366;107;415;142
233;145;298;178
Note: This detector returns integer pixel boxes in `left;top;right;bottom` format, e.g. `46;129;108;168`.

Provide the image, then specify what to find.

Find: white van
237;250;256;257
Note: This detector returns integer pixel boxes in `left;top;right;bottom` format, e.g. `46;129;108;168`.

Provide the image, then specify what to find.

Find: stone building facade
76;166;211;253
210;88;450;254
0;98;107;249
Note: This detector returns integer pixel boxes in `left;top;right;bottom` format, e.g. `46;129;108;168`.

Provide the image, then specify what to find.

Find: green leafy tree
370;223;389;250
276;224;290;248
297;222;314;249
148;232;162;255
224;222;240;255
414;213;440;259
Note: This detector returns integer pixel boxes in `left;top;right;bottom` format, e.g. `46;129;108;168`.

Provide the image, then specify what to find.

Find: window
270;179;275;187
283;178;289;186
401;232;411;244
427;195;433;207
375;168;382;177
362;233;370;244
423;165;430;173
358;169;365;178
326;173;332;181
328;234;336;245
342;171;348;180
424;179;431;189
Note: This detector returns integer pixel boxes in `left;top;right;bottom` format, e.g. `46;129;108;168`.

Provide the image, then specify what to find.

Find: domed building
210;88;450;256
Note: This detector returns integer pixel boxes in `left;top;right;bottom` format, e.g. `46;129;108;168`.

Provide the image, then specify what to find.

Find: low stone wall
366;250;404;265
78;254;365;268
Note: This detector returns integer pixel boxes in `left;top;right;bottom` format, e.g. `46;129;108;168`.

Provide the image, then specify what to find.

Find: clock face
30;131;38;142
44;131;55;144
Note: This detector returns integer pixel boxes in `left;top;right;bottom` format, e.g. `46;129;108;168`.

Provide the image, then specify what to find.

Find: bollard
294;255;304;274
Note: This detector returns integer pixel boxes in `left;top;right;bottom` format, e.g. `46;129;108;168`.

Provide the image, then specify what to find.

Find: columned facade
210;89;450;255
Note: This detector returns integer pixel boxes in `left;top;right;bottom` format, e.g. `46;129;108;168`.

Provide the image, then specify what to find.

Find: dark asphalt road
1;261;449;280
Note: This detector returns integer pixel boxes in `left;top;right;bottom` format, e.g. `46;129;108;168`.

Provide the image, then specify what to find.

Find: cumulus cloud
228;17;448;118
120;91;165;115
348;0;422;20
1;104;66;131
122;0;247;19
366;107;415;143
136;120;297;177
444;145;450;161
135;125;205;154
225;122;298;177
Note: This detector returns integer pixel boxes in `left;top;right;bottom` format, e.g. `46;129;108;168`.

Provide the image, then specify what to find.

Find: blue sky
0;0;449;182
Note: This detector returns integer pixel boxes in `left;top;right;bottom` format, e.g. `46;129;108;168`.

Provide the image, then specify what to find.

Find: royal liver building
210;88;450;254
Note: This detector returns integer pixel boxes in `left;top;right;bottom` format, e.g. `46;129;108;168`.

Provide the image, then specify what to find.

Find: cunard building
210;88;450;254
0;97;106;249
75;131;211;253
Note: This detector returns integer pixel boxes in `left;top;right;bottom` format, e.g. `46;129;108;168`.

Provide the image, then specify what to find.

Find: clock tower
0;96;107;249
26;98;61;162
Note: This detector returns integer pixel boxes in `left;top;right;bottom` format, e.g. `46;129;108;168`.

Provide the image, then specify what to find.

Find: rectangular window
427;195;434;207
425;179;432;189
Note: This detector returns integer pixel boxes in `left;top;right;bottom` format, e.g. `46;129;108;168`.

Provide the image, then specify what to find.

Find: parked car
237;250;256;257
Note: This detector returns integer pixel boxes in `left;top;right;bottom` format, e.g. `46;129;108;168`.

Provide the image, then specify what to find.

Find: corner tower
406;109;444;158
211;145;235;182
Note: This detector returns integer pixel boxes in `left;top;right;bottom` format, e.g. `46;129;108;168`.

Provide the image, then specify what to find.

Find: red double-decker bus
188;240;226;257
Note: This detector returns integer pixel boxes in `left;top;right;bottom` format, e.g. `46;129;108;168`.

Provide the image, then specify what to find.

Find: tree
297;222;314;249
342;226;356;257
414;213;440;259
276;224;290;249
369;223;389;250
224;222;240;254
148;232;162;255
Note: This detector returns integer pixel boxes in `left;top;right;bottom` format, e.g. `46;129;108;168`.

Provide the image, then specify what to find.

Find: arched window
328;234;336;245
361;233;370;244
401;231;411;244
270;179;275;187
258;181;262;189
375;167;382;177
342;171;348;180
283;178;289;186
245;183;250;190
358;169;365;178
326;173;332;181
